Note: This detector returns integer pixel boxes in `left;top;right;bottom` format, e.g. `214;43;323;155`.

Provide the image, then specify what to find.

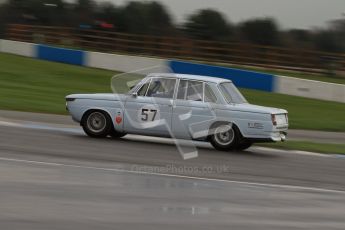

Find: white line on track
0;156;344;194
0;120;21;127
253;146;330;157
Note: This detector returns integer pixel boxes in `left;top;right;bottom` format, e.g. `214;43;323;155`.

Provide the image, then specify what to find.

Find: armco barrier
0;39;344;103
169;60;275;92
36;44;85;66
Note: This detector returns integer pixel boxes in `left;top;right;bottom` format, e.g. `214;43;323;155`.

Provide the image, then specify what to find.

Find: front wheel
235;142;252;151
82;111;112;138
110;130;127;138
209;123;240;151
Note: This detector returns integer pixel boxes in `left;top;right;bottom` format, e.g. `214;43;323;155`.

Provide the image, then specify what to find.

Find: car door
124;77;177;137
172;80;217;140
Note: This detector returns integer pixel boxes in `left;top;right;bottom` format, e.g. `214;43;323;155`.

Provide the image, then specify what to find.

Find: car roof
148;73;231;84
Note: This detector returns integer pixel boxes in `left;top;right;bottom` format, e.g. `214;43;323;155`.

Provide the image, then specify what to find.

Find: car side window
187;81;203;101
177;80;204;101
137;81;150;96
146;78;176;99
177;80;188;100
204;84;217;103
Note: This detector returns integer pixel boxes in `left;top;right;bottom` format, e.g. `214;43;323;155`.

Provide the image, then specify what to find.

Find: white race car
66;73;288;151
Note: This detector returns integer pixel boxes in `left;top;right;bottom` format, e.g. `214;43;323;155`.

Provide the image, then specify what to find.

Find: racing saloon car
66;73;288;151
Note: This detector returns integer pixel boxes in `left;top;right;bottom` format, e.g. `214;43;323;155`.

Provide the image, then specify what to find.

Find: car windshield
219;82;248;104
127;77;149;94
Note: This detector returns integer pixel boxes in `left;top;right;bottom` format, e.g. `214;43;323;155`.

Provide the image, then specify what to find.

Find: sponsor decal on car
248;122;264;129
115;112;122;124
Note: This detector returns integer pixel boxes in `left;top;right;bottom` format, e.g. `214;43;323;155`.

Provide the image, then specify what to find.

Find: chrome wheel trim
214;125;234;146
86;112;107;133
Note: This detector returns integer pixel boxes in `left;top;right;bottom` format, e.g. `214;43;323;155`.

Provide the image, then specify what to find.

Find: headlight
271;114;277;126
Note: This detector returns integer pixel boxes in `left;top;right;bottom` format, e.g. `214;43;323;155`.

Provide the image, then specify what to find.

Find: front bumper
270;131;287;142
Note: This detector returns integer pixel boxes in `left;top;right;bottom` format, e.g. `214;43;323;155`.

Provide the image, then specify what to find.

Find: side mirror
131;92;138;97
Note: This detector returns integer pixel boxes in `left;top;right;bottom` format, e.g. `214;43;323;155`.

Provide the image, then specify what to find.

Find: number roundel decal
138;105;160;122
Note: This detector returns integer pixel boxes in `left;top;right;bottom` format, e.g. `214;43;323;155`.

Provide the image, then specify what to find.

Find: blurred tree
283;29;314;49
239;18;279;45
1;0;344;55
146;1;174;35
288;29;312;43
0;4;7;38
314;30;341;53
184;9;233;41
328;19;345;52
74;0;96;25
95;2;118;22
3;0;69;25
120;1;150;34
120;1;173;35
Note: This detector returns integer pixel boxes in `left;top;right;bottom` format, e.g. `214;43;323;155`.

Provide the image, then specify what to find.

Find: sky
90;0;345;29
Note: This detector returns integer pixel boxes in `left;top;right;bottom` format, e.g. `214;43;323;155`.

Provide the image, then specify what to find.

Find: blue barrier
33;43;275;92
36;45;85;66
169;60;275;92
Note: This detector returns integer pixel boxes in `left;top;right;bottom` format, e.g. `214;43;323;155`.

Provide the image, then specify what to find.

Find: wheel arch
81;108;114;128
207;120;243;139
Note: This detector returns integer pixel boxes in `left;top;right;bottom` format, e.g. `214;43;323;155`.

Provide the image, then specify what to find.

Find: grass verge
0;53;344;131
0;53;119;114
241;89;345;131
258;141;345;155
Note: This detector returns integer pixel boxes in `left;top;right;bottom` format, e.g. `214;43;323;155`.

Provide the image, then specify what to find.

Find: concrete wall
275;76;345;103
86;51;167;74
0;39;35;57
1;39;344;103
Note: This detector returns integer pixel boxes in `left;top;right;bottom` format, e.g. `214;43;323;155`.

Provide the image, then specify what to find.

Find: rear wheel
209;123;240;151
82;111;112;138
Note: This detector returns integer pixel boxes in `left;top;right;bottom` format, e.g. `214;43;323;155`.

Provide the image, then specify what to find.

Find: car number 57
141;109;157;121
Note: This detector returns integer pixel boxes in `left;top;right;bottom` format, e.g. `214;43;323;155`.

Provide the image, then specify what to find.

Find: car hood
231;103;288;114
66;93;126;101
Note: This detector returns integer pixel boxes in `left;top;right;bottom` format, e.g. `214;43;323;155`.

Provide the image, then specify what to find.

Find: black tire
110;129;127;138
209;123;240;151
235;141;252;151
82;110;112;138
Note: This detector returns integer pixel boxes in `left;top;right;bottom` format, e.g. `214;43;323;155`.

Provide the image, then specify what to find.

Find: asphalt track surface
0;110;344;229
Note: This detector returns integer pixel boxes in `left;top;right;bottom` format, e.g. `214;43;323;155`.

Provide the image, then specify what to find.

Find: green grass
242;89;345;131
0;53;142;114
258;141;345;155
0;53;344;131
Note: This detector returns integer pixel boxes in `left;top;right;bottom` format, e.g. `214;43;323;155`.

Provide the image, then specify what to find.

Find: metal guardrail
5;24;345;75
